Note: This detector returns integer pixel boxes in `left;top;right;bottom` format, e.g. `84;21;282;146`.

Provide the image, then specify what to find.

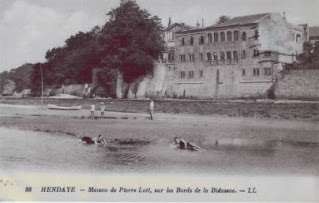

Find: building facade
157;13;306;99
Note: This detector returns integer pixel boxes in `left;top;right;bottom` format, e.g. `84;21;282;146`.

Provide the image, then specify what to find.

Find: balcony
258;51;279;63
205;59;239;66
156;59;175;64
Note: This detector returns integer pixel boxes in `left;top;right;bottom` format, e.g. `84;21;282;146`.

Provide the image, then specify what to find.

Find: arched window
214;33;219;42
227;31;232;41
190;36;194;45
226;51;232;59
207;52;212;61
199;35;205;44
253;49;259;57
296;34;301;43
181;38;185;46
208;33;212;43
213;52;218;60
241;50;246;59
242;32;247;41
234;30;239;41
233;51;238;60
168;52;174;62
255;30;259;40
220;52;225;60
220;32;225;42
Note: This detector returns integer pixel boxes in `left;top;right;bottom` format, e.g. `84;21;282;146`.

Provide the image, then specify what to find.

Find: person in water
81;135;107;145
171;137;204;152
92;134;107;144
81;136;94;144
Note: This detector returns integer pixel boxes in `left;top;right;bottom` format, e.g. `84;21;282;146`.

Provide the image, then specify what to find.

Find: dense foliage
40;26;102;87
0;63;33;93
286;41;319;70
216;15;231;25
99;0;164;82
29;0;164;95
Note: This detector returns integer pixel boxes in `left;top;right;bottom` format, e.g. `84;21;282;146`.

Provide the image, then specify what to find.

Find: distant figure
87;86;91;97
90;102;95;120
171;137;204;152
100;102;106;119
149;98;154;120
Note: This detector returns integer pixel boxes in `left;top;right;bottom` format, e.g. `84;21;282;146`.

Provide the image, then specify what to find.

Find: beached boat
48;104;82;110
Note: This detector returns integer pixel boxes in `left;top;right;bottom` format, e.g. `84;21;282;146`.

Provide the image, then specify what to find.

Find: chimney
202;18;204;28
168;17;172;26
283;12;286;20
196;21;200;28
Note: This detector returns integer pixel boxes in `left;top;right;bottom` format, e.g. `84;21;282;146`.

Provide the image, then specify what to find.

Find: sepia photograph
0;0;318;201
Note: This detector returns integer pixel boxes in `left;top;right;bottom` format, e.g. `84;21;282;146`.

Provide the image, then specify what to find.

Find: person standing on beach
100;102;106;119
90;102;95;120
149;98;154;120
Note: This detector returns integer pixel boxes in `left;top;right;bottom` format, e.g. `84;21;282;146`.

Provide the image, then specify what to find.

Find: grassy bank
0;97;318;120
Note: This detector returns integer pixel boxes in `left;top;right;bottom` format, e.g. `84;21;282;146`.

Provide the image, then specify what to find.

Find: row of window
242;67;272;76
181;30;258;46
180;70;203;78
178;68;272;79
180;50;246;62
178;49;274;62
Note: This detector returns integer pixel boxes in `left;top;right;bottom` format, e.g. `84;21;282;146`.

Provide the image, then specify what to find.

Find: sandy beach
0;101;318;144
1;97;319;121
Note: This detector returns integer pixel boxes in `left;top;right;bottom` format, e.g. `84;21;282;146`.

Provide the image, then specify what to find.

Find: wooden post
40;64;43;106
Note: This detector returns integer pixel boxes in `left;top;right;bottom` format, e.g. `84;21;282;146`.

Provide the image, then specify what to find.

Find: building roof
165;22;194;31
309;26;319;37
208;13;271;28
175;13;273;35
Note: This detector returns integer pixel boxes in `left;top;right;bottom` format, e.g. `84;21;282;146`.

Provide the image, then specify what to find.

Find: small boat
48;104;82;110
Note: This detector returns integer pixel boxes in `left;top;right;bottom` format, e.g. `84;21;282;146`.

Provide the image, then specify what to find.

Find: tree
216;15;231;25
28;0;164;97
0;63;33;94
287;41;319;70
99;0;164;82
8;63;34;92
0;71;9;94
43;26;102;86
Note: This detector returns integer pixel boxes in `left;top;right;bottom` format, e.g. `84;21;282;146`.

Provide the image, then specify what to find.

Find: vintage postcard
0;0;318;201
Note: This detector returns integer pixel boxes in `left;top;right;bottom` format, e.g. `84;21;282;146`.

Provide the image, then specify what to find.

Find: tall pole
40;64;43;106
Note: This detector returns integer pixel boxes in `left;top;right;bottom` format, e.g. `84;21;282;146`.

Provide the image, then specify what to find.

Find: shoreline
0;103;318;144
0;97;318;121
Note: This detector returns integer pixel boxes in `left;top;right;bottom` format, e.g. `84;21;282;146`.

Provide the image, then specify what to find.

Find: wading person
90;102;95;120
81;135;107;145
81;136;94;144
100;102;106;119
92;134;106;144
171;137;204;152
149;98;154;120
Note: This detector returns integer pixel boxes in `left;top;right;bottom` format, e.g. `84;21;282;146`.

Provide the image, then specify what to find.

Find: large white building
154;13;306;99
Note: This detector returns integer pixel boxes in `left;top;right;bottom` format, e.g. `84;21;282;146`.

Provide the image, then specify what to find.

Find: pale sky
0;0;318;72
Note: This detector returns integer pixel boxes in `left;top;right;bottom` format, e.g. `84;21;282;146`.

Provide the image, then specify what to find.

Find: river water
0;127;318;175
